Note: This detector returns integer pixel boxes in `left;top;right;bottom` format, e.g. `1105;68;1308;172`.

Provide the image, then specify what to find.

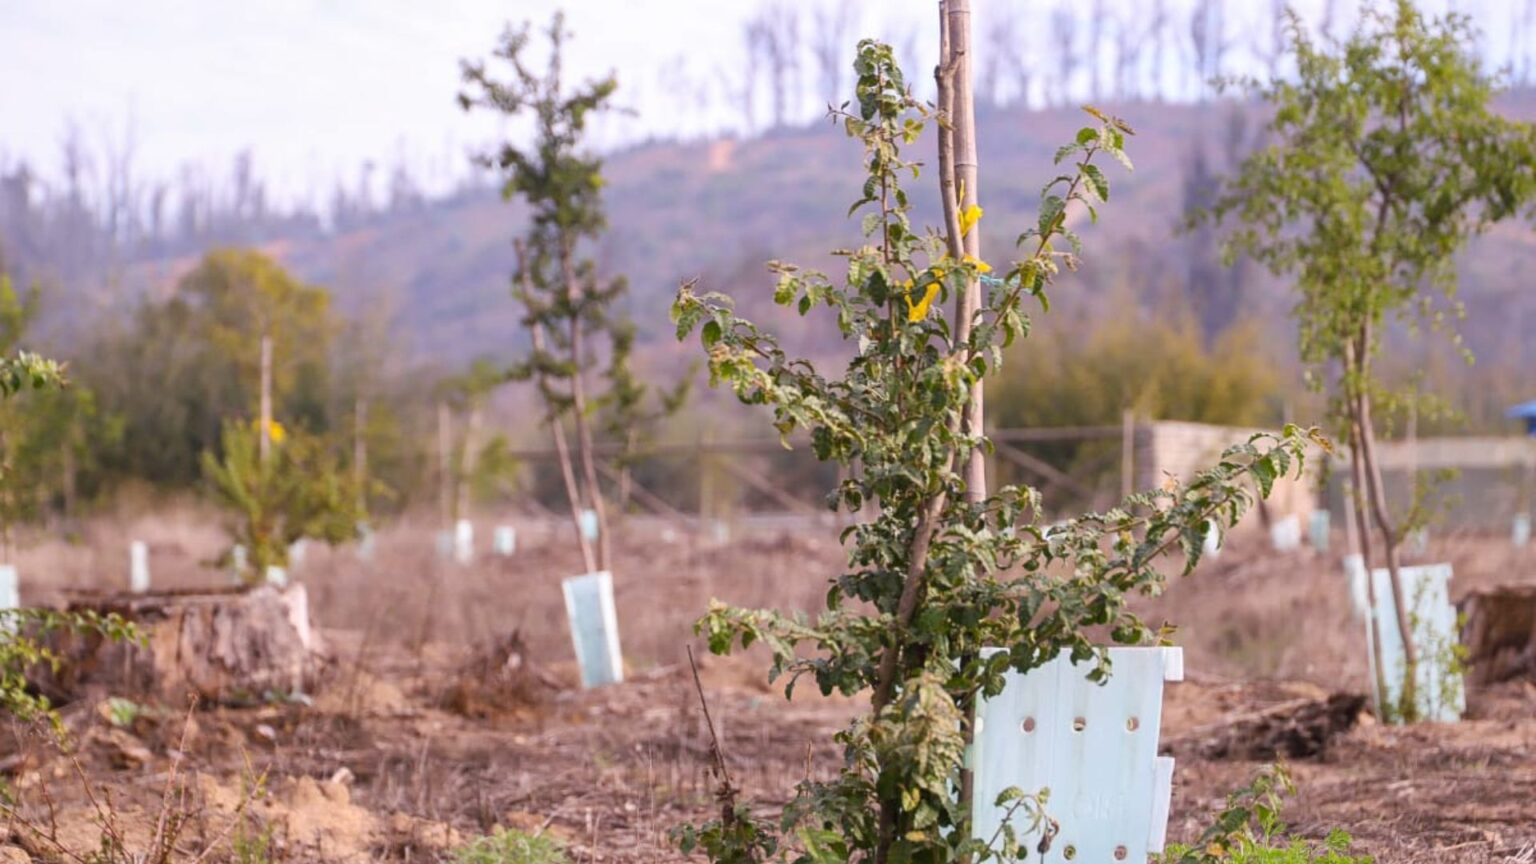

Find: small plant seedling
1161;765;1372;864
453;828;569;864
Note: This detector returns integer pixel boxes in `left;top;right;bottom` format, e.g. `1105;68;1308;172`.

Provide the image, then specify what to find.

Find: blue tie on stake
1507;400;1536;436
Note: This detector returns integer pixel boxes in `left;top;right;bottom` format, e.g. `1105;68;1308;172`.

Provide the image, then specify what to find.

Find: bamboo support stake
259;334;273;467
942;0;986;505
353;396;368;512
1121;408;1135;499
437;401;453;530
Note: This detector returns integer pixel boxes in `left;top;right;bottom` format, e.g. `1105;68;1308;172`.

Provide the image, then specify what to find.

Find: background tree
0;344;132;731
201;417;366;577
811;0;856;111
0;264;114;541
1205;0;1536;719
439;357;505;526
1049;4;1079;106
461;13;664;574
992;312;1286;509
81;249;334;487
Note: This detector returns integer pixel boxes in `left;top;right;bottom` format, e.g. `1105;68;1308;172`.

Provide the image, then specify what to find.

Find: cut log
1459;585;1536;687
1165;692;1368;761
37;584;321;706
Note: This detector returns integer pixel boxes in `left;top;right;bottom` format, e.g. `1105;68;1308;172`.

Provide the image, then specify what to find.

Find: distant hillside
122;95;1536;379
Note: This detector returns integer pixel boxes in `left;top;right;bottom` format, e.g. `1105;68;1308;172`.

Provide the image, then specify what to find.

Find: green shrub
1161;766;1372;864
452;829;567;864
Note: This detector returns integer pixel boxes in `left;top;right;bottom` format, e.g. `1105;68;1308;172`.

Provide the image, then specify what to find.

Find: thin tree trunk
457;401;483;526
619;427;637;512
532;326;596;574
517;240;596;572
61;433;77;524
559;238;612;572
1349;326;1419;718
1347;411;1389;715
437;401;453;529
872;480;951;864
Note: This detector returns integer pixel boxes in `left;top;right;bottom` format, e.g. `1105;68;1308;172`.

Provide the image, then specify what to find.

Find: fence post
1121;409;1135;499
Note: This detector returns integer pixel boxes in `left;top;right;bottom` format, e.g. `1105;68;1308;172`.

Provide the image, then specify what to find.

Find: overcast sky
0;1;1523;204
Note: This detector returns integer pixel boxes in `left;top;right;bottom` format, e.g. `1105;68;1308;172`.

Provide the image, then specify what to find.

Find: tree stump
39;584;321;706
1459;585;1536;687
1165;692;1368;761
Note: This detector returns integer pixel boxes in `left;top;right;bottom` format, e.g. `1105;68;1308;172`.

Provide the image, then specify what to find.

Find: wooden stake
458;400;483;526
258;334;273;467
353;396;368;512
437;400;453;530
941;0;986;505
1121;408;1135;499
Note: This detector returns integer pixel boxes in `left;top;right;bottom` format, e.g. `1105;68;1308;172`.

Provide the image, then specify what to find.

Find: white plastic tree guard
1347;562;1464;723
1514;513;1530;548
288;538;309;568
130;540;150;594
493;525;517;557
1309;510;1331;552
561;570;623;688
356;521;376;561
1270;514;1301;551
0;564;16;610
454;519;475;565
578;508;600;542
972;646;1183;863
0;564;15;634
1202;518;1222;560
1343;554;1369;617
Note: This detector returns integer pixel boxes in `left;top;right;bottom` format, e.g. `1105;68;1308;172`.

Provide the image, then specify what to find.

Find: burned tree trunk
1460;585;1536;687
40;584;320;705
1167;692;1368;761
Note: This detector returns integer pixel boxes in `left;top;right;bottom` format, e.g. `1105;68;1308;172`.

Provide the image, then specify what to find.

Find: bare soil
5;516;1536;863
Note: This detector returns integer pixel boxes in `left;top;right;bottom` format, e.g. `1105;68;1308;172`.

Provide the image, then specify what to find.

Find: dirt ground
5;514;1536;863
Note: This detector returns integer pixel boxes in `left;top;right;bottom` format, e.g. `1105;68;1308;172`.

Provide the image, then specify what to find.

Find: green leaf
1252;454;1278;498
1082;163;1109;202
